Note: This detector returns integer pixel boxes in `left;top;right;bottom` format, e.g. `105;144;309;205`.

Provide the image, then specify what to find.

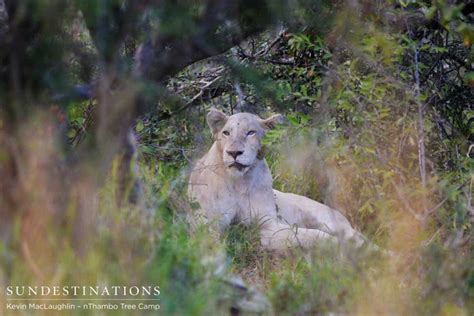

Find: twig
256;27;286;56
422;228;441;247
414;45;427;189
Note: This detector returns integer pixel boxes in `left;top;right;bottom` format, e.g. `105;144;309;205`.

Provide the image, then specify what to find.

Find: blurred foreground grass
1;118;472;316
0;1;473;314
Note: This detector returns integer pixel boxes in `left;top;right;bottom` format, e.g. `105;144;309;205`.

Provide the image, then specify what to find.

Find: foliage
0;0;473;315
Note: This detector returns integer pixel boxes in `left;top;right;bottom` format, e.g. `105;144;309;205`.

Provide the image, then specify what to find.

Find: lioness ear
261;114;284;130
206;108;228;136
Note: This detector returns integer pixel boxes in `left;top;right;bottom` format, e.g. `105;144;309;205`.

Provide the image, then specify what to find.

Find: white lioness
188;109;366;251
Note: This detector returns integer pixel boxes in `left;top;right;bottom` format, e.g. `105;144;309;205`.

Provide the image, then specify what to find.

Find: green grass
1;135;473;316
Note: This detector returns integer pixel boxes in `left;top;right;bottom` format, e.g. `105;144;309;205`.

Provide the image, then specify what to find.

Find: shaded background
0;0;473;315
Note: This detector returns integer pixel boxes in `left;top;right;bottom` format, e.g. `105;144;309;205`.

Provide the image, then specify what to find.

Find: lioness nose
226;150;243;159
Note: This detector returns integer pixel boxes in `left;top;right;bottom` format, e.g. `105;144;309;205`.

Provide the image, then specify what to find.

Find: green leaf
136;121;145;132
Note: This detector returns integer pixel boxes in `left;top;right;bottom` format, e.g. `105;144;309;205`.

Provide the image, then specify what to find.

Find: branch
134;0;270;84
157;70;230;120
168;73;226;117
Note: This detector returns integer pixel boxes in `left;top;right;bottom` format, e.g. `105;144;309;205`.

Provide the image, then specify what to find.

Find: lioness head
206;108;283;177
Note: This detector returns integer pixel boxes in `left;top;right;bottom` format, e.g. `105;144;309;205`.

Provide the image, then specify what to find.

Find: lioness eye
247;130;256;136
222;130;230;136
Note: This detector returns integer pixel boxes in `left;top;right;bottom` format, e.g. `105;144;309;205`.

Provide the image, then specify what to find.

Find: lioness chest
189;158;277;227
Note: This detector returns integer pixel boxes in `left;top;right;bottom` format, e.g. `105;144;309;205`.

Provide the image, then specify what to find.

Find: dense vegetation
0;0;473;315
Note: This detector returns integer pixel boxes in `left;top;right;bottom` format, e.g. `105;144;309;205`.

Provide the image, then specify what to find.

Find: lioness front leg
259;221;339;251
